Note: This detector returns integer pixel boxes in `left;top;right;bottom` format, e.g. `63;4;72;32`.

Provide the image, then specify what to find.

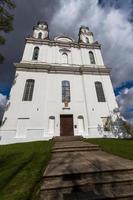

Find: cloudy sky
0;0;133;123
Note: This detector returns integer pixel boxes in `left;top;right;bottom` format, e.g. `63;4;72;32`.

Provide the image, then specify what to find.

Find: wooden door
60;115;74;136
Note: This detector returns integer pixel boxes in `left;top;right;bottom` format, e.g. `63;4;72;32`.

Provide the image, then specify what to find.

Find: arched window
62;53;68;64
38;32;42;39
32;47;39;60
62;80;70;102
95;81;106;102
89;51;95;64
86;37;89;43
22;79;35;101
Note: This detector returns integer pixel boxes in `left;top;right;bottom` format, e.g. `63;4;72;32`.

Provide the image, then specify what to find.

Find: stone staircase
40;136;133;200
52;136;101;153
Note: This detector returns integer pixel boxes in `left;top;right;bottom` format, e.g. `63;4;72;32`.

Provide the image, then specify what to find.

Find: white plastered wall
21;43;104;66
0;37;118;144
0;69;118;144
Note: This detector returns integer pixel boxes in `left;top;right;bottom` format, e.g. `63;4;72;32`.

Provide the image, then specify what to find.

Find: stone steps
41;169;133;191
53;145;100;150
40;184;133;200
52;147;101;153
52;138;101;153
52;143;101;153
40;181;133;200
40;137;133;200
53;143;100;149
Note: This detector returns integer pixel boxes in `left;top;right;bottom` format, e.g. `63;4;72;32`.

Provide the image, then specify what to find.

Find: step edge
40;179;133;191
52;146;100;150
52;148;101;152
43;168;133;178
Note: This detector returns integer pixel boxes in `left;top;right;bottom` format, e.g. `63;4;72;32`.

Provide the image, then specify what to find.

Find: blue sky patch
127;108;133;112
0;87;11;97
114;81;133;96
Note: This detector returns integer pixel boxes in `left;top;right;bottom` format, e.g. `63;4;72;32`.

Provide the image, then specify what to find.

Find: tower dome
32;21;49;40
78;26;94;44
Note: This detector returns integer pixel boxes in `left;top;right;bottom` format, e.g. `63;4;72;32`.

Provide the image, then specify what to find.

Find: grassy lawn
0;141;53;200
87;138;133;160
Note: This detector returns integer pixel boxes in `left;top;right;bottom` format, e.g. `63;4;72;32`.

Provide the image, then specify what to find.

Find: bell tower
32;21;49;40
78;26;94;44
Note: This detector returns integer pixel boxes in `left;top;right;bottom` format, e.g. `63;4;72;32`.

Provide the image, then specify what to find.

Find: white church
0;21;118;144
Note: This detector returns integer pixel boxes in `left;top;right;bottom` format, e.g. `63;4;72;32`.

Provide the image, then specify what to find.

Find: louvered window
89;51;95;64
38;32;42;39
86;37;89;43
32;47;39;60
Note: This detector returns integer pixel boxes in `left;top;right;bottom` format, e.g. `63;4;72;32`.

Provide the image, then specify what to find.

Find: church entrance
60;115;74;136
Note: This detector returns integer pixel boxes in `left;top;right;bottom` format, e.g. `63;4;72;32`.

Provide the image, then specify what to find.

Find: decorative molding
14;63;111;75
25;37;101;49
59;48;71;53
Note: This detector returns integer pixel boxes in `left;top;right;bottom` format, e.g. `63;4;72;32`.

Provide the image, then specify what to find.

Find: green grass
0;141;53;200
87;138;133;160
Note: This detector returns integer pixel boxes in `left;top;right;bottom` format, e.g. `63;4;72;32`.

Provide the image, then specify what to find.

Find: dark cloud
98;0;133;10
0;0;61;95
98;0;133;24
98;0;121;9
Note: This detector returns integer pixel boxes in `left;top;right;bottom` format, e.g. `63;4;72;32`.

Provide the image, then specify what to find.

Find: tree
109;109;133;138
0;0;16;63
122;121;133;137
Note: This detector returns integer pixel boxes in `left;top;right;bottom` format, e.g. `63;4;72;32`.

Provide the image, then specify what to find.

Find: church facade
0;22;118;144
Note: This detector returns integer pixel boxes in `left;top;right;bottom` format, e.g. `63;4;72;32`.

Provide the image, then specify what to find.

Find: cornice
14;62;111;75
25;37;101;49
